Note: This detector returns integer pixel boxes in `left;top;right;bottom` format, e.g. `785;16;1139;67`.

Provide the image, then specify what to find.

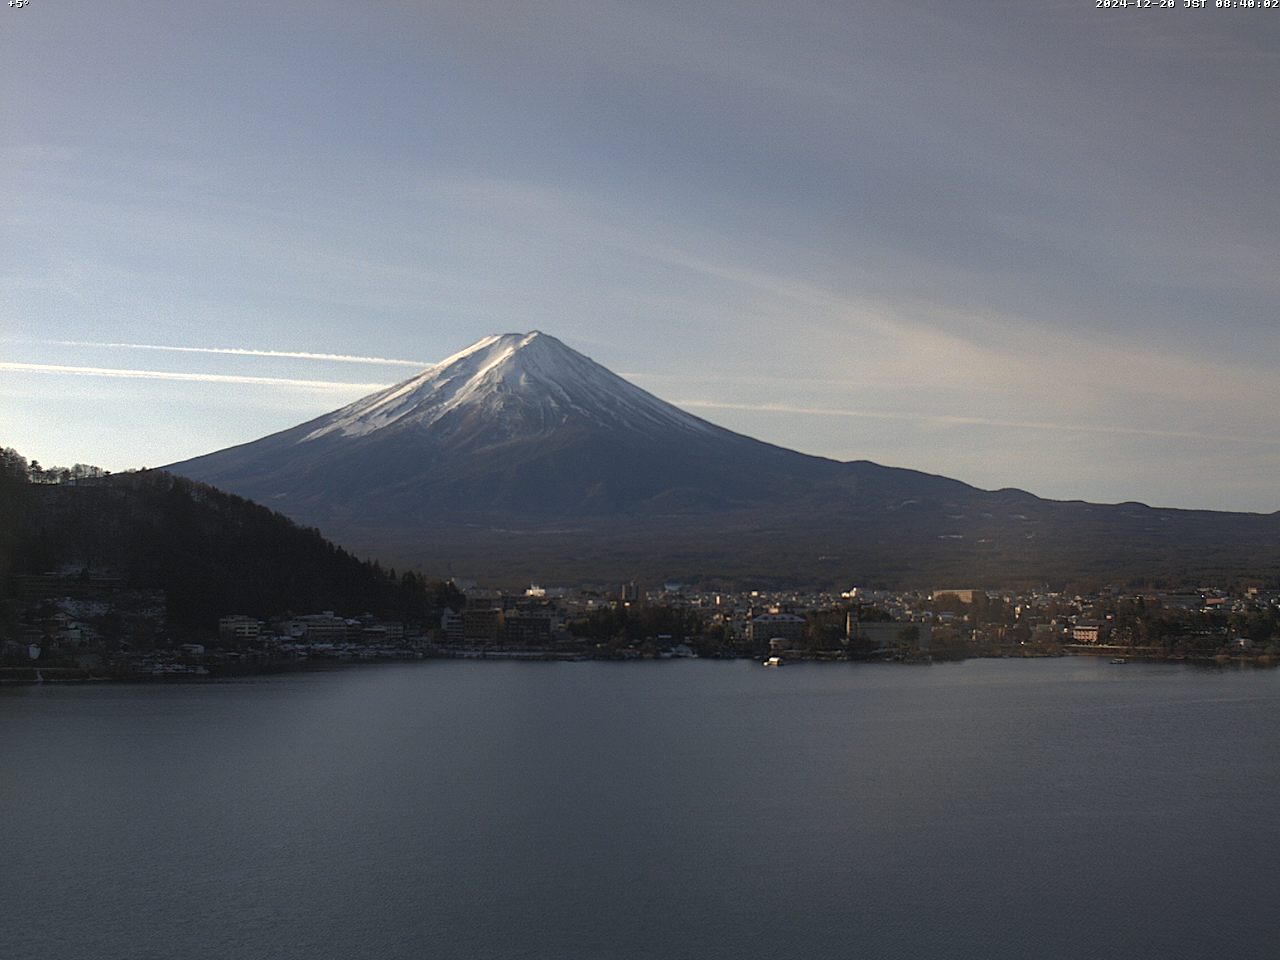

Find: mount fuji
168;332;1280;587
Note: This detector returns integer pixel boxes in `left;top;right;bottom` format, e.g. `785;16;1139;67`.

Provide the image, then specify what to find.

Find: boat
1110;657;1126;664
763;655;784;667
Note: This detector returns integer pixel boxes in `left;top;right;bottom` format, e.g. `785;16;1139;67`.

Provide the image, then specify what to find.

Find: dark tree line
0;449;459;628
0;447;110;485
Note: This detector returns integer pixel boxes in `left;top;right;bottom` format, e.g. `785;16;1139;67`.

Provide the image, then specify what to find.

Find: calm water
4;658;1279;960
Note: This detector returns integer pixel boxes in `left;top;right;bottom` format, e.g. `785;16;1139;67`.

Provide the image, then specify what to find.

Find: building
463;607;504;641
287;612;353;643
1071;621;1103;644
748;612;806;645
504;609;556;645
441;608;464;643
219;615;261;643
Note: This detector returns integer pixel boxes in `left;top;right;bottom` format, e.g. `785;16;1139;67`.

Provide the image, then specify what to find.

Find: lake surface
4;658;1279;960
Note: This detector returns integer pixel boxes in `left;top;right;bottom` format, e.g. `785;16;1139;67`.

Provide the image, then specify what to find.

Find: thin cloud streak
0;362;392;392
677;400;1280;448
27;340;430;368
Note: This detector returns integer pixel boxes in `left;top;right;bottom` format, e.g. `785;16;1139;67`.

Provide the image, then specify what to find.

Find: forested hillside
0;447;458;628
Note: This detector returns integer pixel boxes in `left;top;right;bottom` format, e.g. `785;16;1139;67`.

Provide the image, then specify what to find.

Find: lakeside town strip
5;572;1278;682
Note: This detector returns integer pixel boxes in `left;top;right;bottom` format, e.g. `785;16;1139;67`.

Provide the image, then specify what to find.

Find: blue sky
3;1;1277;511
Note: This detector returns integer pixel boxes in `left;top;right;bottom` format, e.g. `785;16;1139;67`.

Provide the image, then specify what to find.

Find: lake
4;658;1279;959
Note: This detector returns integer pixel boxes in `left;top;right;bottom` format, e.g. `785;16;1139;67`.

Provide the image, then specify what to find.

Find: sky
2;0;1277;512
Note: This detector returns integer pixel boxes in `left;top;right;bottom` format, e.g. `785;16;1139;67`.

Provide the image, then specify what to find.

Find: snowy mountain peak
301;332;719;443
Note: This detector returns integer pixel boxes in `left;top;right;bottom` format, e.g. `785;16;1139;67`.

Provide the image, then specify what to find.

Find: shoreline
3;646;1275;686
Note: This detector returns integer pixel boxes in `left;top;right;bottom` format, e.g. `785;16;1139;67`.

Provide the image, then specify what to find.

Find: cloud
675;400;1280;448
25;339;430;367
0;362;391;392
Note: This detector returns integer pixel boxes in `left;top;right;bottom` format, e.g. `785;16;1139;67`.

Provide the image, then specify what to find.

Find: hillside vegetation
0;447;458;628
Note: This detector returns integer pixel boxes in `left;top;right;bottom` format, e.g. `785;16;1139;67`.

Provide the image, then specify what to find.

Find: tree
0;447;28;481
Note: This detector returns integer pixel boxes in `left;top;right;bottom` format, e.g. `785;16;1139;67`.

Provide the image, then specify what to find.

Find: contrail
29;340;429;368
0;361;392;392
676;400;1280;447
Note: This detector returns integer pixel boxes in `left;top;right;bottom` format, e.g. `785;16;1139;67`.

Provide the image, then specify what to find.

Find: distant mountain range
167;332;1280;588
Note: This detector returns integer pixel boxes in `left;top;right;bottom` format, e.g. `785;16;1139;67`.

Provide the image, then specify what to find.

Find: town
5;568;1278;682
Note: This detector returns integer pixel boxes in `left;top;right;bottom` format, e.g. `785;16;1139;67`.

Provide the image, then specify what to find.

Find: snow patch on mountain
301;331;721;443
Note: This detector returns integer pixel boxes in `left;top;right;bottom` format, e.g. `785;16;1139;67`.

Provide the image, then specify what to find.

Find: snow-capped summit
301;331;717;444
167;330;812;523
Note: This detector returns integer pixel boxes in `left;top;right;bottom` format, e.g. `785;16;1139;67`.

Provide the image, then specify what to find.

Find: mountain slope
168;332;1280;587
173;331;959;519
